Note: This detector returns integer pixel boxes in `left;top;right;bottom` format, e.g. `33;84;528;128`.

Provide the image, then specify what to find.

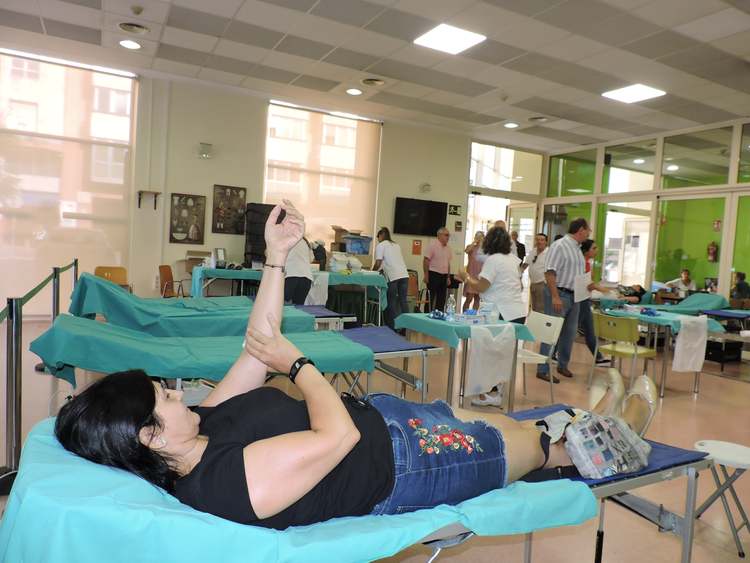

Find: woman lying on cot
55;200;656;530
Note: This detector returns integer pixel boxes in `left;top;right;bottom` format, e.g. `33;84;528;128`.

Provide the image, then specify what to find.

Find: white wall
376;122;470;280
130;78;267;295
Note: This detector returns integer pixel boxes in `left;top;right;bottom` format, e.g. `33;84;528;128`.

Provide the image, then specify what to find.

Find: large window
602;140;655;193
740;123;750;184
594;201;652;285
547;149;596;197
661;127;732;189
542;201;592;240
263;104;381;245
469;142;542;194
0;54;134;314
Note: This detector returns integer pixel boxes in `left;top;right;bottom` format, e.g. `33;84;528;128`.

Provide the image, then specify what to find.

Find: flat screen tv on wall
393;197;448;236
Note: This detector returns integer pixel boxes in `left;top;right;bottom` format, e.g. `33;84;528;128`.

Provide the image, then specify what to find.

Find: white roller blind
264;104;381;246
0;54;134;314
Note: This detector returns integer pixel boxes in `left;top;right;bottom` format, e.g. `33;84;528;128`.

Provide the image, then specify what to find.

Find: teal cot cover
395;314;535;349
0;419;597;563
648;293;729;315
30;315;374;386
603;309;725;333
70;273;314;335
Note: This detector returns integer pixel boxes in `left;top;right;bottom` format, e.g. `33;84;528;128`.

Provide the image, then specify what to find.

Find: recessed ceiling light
345;88;363;96
504;121;520;129
413;23;486;55
119;39;141;50
602;83;666;104
666;164;679;171
633;158;645;164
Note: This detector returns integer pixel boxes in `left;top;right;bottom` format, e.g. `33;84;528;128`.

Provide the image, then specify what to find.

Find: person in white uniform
456;226;525;406
283;238;313;305
373;227;409;329
666;269;696;295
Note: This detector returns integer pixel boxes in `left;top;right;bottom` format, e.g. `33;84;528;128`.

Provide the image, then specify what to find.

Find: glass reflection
661;127;731;189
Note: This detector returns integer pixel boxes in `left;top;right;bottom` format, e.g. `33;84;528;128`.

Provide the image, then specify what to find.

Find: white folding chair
518;311;564;403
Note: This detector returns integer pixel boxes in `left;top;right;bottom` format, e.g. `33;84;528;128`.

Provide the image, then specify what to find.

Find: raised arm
240;314;360;519
200;200;305;407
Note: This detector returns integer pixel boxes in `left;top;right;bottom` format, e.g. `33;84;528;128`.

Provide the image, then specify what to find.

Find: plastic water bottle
445;293;456;321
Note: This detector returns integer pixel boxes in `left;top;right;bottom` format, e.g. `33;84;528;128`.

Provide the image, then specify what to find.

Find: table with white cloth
394;313;534;411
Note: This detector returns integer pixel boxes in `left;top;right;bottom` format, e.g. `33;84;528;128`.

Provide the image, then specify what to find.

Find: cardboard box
331;225;363;243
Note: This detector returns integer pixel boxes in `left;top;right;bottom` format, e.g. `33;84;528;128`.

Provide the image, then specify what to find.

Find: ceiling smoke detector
361;77;385;87
528;116;549;123
118;22;150;35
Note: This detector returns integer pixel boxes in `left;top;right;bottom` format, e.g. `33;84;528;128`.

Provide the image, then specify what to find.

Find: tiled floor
1;320;749;562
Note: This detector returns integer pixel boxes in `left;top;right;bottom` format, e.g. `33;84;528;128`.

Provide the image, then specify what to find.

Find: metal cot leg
595;499;606;563
446;347;456;406
458;338;469;408
659;326;672;399
681;467;699;563
420;350;428;403
523;532;533;563
507;340;518;413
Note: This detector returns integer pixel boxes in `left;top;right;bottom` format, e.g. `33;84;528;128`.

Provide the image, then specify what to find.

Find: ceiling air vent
360;78;385;87
118;22;150;35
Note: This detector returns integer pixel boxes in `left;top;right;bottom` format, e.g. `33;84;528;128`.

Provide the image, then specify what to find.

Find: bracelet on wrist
264;263;285;273
288;357;315;384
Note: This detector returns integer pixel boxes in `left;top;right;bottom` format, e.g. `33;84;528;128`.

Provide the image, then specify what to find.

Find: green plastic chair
587;312;657;389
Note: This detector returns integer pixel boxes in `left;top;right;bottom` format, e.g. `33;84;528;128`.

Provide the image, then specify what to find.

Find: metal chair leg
693;372;700;394
548;360;554;404
522;363;527;396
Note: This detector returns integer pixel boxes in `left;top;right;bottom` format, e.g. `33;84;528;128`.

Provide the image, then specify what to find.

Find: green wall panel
732;196;750;278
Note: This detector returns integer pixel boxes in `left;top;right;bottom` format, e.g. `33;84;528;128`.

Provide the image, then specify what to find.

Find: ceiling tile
248;63;299;83
38;0;101;28
388;45;447;68
502;52;560;75
0;8;43;33
632;0;727;28
161;26;218;52
289;13;360;45
621;30;698;59
581;13;662;47
152;57;201;77
167;5;229;37
708;92;750;114
59;0;100;8
368;58;494;95
534;34;608;62
341;28;405;57
369;91;497;123
433;56;495;80
102;12;162;40
383;81;435;97
674;8;750;43
711;29;750;58
172;0;244;18
657;44;738;73
447;3;530;37
197;67;245;85
324;48;380;70
292;74;340;91
101;30;159;56
543;118;584;130
305;60;360;81
421;91;472;106
205;54;255;75
44;19;101;44
489;19;571;50
102;0;169;24
261;50;316;73
568;124;623;139
311;0;384;26
235;0;309;31
462;39;525;65
213;39;269;63
256;0;317;11
521;125;603;145
482;0;565;17
642;96;738;123
723;0;750;16
364;8;435;42
223;20;284;49
535;0;623;33
275;35;334;59
598;0;651;8
394;0;475;20
156;43;211;66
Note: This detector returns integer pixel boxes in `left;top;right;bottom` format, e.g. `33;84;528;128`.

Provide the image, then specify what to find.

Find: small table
694;439;750;558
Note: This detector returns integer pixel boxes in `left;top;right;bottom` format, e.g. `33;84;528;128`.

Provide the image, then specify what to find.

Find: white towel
305;272;329;306
672;315;708;372
465;324;517;396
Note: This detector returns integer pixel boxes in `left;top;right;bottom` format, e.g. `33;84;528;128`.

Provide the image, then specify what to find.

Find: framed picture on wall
169;193;207;245
212;185;247;235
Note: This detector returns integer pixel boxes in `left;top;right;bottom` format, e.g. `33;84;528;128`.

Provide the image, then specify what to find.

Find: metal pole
73;258;79;286
52;266;61;319
0;297;23;495
681;466;699;563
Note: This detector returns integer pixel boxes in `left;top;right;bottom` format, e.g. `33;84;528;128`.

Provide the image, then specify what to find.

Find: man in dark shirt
732;272;750;300
510;230;526;262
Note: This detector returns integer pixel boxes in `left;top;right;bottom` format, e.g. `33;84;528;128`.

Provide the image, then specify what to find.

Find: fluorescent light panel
0;47;136;78
602;83;666;104
413;24;486;55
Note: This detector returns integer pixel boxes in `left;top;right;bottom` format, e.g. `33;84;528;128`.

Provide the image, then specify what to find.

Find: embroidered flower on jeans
408;421;483;455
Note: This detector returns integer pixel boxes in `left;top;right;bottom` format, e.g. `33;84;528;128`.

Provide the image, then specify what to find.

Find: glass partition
732;196;750;296
542;201;592;241
547;149;596;197
740;123;750;184
594;201;652;285
661;127;732;189
469;142;542;194
654;198;724;291
602;140;655;193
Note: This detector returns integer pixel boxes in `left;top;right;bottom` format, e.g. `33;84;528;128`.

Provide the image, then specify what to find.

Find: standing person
523;233;548;313
510;231;526;262
536;218;593;384
456;226;526;406
423;227;452;312
373;227;409;330
463;231;484;312
578;239;607;365
283;237;313;305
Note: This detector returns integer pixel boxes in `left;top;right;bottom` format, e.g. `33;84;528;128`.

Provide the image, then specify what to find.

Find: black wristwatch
289;357;315;384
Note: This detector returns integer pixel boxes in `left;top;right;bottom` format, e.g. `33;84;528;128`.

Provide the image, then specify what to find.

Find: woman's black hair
581;238;595;254
55;369;180;492
482;226;512;256
377;226;392;241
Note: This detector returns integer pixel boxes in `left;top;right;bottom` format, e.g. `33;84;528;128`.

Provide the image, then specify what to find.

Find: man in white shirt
522;233;548;313
667;269;696;295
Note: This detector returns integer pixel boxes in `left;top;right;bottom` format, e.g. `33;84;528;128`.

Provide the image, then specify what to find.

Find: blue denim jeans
578;299;600;358
538;286;580;374
367;393;506;516
385;277;409;329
